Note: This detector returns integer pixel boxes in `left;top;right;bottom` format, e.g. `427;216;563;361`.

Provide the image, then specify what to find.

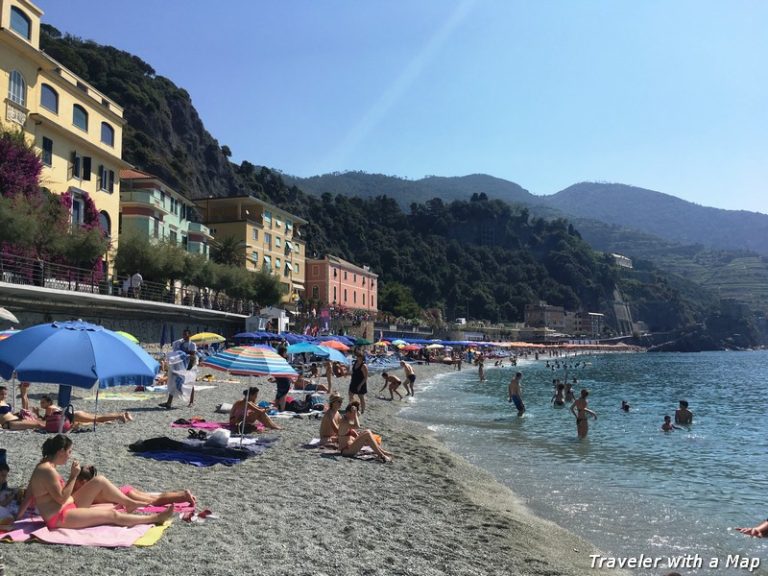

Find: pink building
305;255;378;312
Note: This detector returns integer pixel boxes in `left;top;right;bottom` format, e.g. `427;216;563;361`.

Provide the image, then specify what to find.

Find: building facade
305;255;378;313
0;0;128;250
120;169;211;258
195;195;307;304
524;301;566;332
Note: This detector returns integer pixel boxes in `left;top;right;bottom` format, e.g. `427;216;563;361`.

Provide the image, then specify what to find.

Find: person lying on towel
74;465;196;508
36;395;133;433
17;435;174;529
337;402;392;463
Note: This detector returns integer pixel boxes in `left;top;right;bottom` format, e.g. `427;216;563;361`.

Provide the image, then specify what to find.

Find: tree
210;235;246;267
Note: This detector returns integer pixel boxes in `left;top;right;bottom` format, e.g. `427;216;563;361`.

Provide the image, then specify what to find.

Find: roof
307;255;378;278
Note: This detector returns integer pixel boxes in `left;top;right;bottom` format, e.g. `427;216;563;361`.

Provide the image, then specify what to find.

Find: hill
543;182;768;257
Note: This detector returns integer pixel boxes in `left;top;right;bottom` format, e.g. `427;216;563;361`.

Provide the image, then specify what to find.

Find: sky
37;0;768;214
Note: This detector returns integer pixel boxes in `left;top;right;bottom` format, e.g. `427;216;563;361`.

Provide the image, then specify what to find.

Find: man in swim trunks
508;372;526;414
378;372;403;401
400;360;416;396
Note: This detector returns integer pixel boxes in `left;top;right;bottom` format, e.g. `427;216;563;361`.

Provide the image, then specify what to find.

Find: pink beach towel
170;420;231;430
1;517;152;547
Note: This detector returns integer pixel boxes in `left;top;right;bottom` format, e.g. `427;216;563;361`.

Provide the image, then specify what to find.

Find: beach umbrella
115;331;139;344
286;342;330;357
374;340;390;347
201;346;297;378
318;340;350;352
319;346;350;365
353;337;372;346
391;339;406;346
0;320;159;429
0;307;19;324
426;343;444;349
190;332;226;345
401;344;421;351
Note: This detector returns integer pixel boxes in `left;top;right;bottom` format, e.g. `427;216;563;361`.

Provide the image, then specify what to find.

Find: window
169;230;177;244
263;255;272;271
333;286;337;302
10;7;31;40
312;286;319;299
294;263;299;275
263;210;272;224
41;137;53;166
251;251;259;262
264;232;271;246
354;274;357;282
252;228;258;241
285;219;293;232
98;165;115;192
8;70;26;106
363;294;366;306
100;122;114;146
153;218;160;239
71;198;83;229
98;211;111;238
275;257;281;270
353;292;356;304
73;105;88;131
344;271;348;280
275;236;281;247
344;289;348;302
40;84;58;113
372;296;375;309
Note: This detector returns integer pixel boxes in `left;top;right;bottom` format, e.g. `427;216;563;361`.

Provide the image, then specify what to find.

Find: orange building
305;255;378;313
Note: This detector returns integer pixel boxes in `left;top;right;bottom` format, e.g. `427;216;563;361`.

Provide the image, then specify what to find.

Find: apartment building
195;195;307;303
120;169;211;258
305;255;378;313
0;0;127;250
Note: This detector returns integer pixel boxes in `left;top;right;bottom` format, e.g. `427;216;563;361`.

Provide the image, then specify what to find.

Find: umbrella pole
93;385;100;432
10;373;16;415
241;375;251;448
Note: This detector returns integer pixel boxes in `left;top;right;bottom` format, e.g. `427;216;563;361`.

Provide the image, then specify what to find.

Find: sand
0;363;618;576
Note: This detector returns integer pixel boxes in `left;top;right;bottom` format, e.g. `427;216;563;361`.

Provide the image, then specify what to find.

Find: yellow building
0;0;128;256
196;195;307;305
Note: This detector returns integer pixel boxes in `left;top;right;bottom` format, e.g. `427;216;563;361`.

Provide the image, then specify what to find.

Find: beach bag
205;428;231;448
45;405;74;433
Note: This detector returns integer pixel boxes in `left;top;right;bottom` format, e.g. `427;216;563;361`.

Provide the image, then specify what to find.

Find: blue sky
37;0;767;214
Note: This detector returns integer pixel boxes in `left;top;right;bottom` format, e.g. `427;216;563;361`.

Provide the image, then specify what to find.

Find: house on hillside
120;169;212;258
195;195;307;306
0;0;128;269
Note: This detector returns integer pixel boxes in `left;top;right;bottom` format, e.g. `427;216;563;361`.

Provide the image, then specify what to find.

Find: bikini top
0;404;12;415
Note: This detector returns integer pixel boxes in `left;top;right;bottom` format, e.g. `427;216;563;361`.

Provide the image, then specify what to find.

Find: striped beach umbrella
200;346;297;378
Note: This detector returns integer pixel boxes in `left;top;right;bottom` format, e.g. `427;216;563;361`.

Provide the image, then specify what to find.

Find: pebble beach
0;362;616;576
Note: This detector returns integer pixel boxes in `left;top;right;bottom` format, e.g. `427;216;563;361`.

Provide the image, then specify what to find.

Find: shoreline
1;361;619;575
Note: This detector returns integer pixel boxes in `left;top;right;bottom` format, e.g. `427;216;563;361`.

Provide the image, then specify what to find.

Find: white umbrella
0;307;19;324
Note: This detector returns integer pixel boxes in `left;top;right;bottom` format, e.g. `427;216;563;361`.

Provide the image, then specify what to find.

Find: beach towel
170;419;231;430
129;436;278;467
0;516;171;547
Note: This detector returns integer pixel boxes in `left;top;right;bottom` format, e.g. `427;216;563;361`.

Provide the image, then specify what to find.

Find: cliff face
40;24;241;200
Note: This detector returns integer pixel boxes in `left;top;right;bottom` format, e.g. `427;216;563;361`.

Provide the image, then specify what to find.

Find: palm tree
210;235;246;267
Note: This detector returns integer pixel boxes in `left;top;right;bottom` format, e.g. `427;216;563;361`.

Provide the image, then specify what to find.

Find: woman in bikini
319;393;343;447
570;388;597;439
229;387;281;433
36;395;132;432
17;435;174;529
0;385;45;430
337;402;392;463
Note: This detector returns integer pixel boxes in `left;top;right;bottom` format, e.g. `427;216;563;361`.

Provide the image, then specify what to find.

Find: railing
0;252;256;315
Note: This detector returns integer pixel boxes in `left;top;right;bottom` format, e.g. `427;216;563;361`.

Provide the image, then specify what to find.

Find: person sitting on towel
17;435;174;529
74;465;196;508
229;387;281;433
319;393;343;447
337;402;392;463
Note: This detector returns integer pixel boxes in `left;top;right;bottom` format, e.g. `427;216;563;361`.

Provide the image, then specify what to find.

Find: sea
400;350;768;575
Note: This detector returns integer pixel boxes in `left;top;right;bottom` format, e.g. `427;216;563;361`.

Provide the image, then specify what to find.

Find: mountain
542;182;768;257
286;172;536;208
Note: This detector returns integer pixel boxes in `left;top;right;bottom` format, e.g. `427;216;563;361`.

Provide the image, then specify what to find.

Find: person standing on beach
274;345;291;412
570;389;597;439
675;400;693;425
348;349;368;415
401;360;416;396
508;372;526;415
477;355;485;382
159;329;197;409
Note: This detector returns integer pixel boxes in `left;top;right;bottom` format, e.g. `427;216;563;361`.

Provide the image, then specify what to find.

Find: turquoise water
401;351;768;575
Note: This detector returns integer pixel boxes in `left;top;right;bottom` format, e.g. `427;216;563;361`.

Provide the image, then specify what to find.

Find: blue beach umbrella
0;320;159;388
320;347;350;365
286;342;329;356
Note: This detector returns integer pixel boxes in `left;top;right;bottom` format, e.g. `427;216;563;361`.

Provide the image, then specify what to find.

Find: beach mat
1;516;171;547
171;419;231;430
130;436;279;467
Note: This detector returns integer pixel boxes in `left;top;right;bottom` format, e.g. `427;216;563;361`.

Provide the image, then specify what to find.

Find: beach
0;362;613;576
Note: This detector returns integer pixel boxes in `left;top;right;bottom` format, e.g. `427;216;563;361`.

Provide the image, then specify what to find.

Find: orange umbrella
319;340;350;352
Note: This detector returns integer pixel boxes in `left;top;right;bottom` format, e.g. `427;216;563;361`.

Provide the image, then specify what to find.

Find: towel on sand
129;436;279;467
171;419;231;430
0;516;171;547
